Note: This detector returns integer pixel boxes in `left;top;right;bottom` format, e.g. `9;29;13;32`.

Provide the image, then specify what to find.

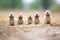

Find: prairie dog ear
9;11;14;16
45;10;51;14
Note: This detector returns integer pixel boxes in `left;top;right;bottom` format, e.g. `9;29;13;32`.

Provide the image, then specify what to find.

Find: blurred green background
0;0;60;11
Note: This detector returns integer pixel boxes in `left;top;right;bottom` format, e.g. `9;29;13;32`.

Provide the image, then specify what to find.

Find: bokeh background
0;0;60;11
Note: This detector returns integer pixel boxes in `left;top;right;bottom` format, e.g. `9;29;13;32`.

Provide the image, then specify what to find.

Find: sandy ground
0;24;60;40
0;10;60;40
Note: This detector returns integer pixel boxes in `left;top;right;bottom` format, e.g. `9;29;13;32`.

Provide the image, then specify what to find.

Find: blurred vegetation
52;1;60;11
29;0;41;10
0;0;60;11
0;0;23;9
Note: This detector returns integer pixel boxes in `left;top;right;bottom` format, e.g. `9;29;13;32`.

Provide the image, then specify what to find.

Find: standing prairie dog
28;14;33;24
34;13;39;24
45;10;52;24
18;14;23;25
9;12;15;26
